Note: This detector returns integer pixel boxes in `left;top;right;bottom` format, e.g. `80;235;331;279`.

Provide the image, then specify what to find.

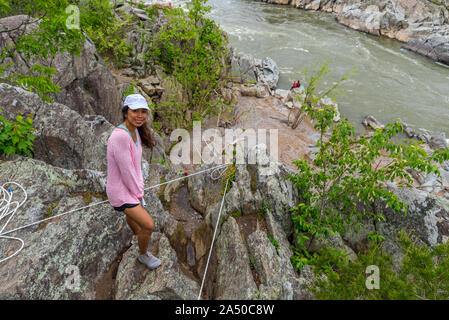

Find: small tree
288;64;449;270
289;62;354;129
0;0;85;102
147;0;230;132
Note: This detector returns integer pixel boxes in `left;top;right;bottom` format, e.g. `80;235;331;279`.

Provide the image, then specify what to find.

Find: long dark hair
122;106;155;150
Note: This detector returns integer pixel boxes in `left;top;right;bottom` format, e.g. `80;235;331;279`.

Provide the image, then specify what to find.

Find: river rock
318;96;341;122
402;27;449;65
230;49;280;89
256;57;280;90
429;132;448;150
231;51;259;84
273;89;290;100
239;84;270;98
362;115;384;130
0;15;123;125
402;122;416;138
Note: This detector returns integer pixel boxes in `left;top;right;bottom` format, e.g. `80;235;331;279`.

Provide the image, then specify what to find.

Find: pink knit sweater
106;128;144;207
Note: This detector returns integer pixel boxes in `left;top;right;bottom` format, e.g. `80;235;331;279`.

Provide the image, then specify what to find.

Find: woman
106;93;161;269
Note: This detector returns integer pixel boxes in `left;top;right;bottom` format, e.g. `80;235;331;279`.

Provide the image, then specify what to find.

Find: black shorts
113;203;139;212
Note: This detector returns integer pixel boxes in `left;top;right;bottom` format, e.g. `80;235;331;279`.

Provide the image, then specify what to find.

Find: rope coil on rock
0;182;27;263
0;162;231;264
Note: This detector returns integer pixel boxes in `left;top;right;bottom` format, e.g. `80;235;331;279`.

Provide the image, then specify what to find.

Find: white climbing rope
0;182;27;263
197;178;229;300
0;162;231;264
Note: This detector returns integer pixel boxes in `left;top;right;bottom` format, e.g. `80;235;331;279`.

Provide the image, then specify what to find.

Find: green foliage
0;109;35;157
288;63;449;271
249;255;255;270
145;4;160;19
0;0;136;101
147;0;230;131
311;231;449;299
0;0;85;101
11;64;60;102
267;234;280;255
45;200;60;217
80;0;134;66
221;162;236;195
257;198;271;219
230;211;242;218
292;246;350;275
123;84;135;96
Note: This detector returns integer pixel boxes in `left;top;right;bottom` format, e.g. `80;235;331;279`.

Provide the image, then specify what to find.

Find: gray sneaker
137;252;162;269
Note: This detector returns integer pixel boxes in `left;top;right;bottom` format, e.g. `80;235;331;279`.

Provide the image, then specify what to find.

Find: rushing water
150;0;449;135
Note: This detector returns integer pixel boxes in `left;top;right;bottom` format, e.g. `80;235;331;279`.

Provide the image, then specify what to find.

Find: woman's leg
126;215;141;239
123;205;154;255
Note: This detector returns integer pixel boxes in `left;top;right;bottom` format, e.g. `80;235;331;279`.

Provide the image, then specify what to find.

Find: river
151;0;449;136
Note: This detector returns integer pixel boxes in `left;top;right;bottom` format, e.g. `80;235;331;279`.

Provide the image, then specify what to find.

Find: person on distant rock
106;94;161;270
290;81;297;90
290;80;301;90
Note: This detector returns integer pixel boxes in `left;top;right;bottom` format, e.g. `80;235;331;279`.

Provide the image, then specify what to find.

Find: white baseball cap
124;94;150;111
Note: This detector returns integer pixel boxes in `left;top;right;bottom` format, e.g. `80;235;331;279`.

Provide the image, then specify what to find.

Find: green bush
79;0;133;66
0;109;35;157
147;0;230;131
310;231;449;300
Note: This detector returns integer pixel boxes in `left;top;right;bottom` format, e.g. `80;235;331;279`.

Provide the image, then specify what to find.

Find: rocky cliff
0;2;448;300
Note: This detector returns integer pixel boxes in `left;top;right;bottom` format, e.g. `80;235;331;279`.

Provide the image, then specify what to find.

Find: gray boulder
256;57;280;90
247;229;311;299
402;28;449;66
114;233;199;300
0;83;109;171
343;185;449;265
230;49;279;89
362;115;385;130
214;217;259;300
429;132;448;150
0;158;130;299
